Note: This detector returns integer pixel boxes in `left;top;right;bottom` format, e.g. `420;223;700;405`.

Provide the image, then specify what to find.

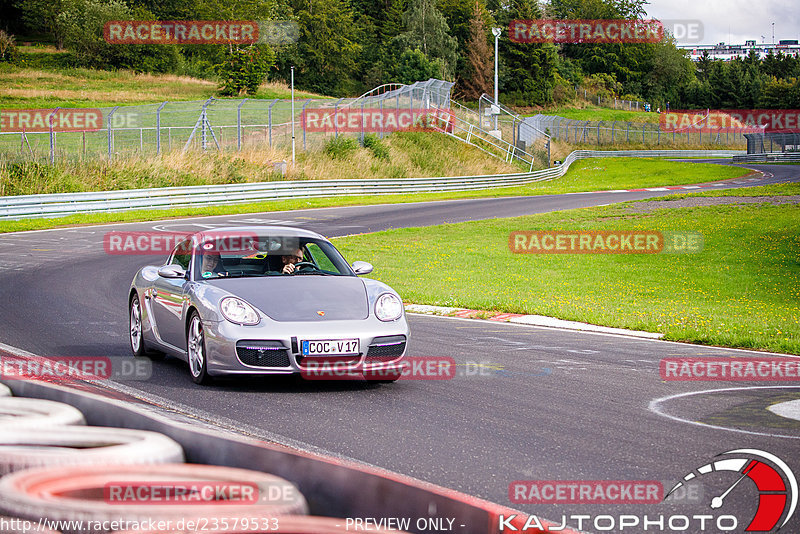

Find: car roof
190;226;328;241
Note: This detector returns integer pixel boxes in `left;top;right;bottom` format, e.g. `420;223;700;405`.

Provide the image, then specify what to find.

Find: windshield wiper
218;272;266;279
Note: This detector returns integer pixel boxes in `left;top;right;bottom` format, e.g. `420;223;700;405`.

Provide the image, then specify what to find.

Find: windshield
192;235;353;280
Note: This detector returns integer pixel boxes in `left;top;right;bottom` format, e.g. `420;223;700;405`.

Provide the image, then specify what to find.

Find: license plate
302;339;359;356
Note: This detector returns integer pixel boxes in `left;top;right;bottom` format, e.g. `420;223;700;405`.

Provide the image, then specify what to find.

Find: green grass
529;104;659;123
334;188;800;355
0;156;751;234
648;182;800;199
0;64;323;109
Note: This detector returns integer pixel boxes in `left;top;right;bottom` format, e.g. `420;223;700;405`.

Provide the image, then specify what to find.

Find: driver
281;247;305;274
200;250;227;278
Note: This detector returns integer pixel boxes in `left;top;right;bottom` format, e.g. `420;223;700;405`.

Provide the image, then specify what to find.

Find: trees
215;45;276;95
290;0;362;94
459;0;492;99
494;0;557;106
394;0;458;79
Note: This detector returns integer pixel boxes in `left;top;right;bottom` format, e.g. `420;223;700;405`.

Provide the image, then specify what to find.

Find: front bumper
202;314;409;378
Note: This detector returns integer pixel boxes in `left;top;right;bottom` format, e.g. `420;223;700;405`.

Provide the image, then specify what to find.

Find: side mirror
158;265;187;279
351;261;373;276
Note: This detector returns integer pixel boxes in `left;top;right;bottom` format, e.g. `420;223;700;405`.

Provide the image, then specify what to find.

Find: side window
306;243;338;273
169;239;192;270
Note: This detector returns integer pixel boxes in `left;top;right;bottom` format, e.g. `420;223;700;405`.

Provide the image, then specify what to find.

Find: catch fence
524;114;748;146
0;79;455;164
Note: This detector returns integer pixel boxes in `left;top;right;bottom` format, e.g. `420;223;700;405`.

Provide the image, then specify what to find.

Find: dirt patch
627;195;800;213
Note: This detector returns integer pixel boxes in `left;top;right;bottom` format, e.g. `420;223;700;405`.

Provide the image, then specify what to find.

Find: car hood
206;276;369;322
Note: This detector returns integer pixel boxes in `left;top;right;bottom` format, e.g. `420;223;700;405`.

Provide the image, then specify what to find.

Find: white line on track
408;313;800;358
649;385;800;440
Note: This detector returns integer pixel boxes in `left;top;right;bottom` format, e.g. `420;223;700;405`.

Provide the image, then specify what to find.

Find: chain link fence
524;114;748;147
0;79;455;164
573;86;650;111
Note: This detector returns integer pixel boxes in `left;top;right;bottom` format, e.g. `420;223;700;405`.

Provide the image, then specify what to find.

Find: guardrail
732;152;800;163
0;149;744;220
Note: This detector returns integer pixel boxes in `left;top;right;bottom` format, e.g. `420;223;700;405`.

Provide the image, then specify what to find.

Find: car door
151;239;192;350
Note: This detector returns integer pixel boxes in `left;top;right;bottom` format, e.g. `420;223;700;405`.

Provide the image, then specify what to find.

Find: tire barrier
0;427;185;475
115;515;411;533
0;398;85;429
0;464;309;534
0;384;11;397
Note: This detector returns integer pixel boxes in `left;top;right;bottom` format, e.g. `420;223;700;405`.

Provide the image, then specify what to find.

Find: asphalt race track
1;161;799;531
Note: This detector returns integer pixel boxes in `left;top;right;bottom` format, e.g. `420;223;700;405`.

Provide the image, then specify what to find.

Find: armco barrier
731;152;800;163
0;150;744;220
0;376;580;534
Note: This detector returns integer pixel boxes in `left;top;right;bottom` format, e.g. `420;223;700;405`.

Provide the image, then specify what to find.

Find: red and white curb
768;399;800;422
405;304;663;339
564;175;765;195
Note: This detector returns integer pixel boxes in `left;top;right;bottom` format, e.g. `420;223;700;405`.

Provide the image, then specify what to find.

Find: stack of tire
0;391;407;534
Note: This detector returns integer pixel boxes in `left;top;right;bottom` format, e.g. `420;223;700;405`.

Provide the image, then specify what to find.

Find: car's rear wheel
187;312;212;385
129;294;163;360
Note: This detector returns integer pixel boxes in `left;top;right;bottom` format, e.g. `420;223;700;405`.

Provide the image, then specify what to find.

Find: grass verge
335;184;800;355
0;157;751;234
0;65;322;108
524;104;659;123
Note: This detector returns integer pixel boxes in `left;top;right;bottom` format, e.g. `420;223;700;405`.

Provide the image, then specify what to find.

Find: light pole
291;66;295;165
491;27;502;131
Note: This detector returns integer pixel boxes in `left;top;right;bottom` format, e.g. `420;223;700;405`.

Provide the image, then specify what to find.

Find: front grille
365;335;406;362
236;341;291;368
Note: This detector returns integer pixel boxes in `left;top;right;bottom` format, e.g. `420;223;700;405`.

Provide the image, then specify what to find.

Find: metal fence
744;132;800;154
429;98;548;170
0;79;455;164
574;86;649;111
0;149;745;219
524;114;748;147
732;152;800;163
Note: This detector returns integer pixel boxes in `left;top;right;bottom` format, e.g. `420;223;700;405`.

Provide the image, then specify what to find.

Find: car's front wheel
187;312;212;385
129;294;163;360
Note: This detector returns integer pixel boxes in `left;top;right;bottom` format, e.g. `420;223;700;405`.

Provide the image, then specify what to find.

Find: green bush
0;30;19;64
362;134;390;160
324;136;359;159
215;45;276;96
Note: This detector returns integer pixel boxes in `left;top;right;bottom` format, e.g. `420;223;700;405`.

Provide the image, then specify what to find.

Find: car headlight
375;293;403;322
220;297;260;325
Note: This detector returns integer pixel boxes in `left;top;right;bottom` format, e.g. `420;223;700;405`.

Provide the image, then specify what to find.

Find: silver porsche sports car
128;227;408;385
